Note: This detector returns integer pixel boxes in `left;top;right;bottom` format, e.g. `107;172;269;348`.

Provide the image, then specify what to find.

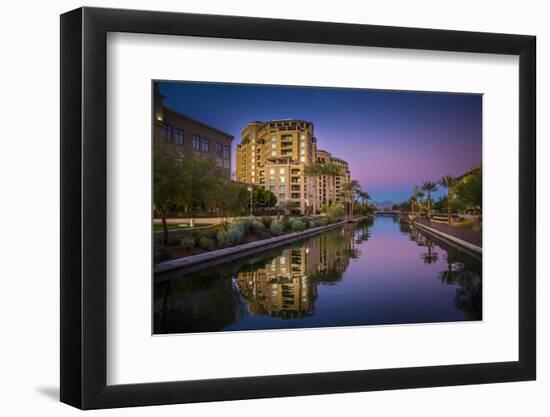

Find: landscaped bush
455;219;475;230
290;219;306;232
197;236;216;250
325;203;345;220
179;236;196;250
154;246;170;263
270;220;284;235
228;226;244;245
231;221;247;236
308;219;319;228
250;219;266;235
318;217;329;226
217;229;232;248
261;216;272;228
166;238;181;246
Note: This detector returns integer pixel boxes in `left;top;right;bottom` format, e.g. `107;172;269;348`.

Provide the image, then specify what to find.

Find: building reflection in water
235;223;365;319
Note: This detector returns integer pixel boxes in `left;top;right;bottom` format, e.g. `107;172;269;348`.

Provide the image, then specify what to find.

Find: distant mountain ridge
371;200;396;209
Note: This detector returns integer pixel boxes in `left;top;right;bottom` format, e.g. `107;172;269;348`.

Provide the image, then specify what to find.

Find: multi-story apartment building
237;119;318;214
236;119;353;215
153;85;233;178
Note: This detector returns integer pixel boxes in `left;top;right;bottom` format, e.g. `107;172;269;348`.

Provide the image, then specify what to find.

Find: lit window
269;168;275;175
271;151;277;156
280;176;286;183
300;135;305;140
279;168;285;174
272;137;276;142
251;145;255;150
300;142;306;148
300;149;306;155
192;135;200;150
271;143;276;149
300;156;306;162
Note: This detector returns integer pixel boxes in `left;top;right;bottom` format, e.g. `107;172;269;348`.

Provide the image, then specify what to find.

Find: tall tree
417;191;425;215
455;167;482;213
153;138;186;245
421;181;438;219
342;180;361;219
438;175;456;224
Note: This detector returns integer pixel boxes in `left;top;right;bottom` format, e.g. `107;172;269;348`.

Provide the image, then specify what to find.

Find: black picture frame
60;6;536;410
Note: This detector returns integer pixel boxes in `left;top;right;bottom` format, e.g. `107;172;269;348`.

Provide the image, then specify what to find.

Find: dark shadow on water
36;386;59;401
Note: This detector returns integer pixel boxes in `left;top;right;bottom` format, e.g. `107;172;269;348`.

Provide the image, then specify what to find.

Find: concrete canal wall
413;220;482;255
155;220;349;276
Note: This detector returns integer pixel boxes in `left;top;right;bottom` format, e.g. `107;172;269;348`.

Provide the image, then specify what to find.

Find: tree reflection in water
407;223;482;320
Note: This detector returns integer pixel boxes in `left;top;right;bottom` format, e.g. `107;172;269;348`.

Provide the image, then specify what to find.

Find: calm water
154;216;482;334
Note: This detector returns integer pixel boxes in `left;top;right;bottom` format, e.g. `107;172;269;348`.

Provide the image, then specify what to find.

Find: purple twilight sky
158;82;482;203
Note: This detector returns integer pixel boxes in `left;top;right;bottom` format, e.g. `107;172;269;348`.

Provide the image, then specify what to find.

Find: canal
154;216;482;334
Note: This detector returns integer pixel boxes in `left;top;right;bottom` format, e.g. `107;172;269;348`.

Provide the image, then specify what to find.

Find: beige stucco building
236;119;351;214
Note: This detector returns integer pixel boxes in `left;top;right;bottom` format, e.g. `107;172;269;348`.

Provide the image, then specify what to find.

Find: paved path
153;216;277;225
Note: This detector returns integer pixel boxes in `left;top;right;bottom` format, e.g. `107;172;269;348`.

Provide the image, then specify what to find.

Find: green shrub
250;219;266;235
308;220;318;228
290;219;306;232
233;217;259;234
198;236;216;250
455;219;475;230
154;246;170;263
231;220;248;236
325;203;345;220
217;229;232;248
228;227;244;245
166;238;180;246
217;222;245;247
261;216;272;228
270;220;284;235
318;217;329;226
179;237;196;250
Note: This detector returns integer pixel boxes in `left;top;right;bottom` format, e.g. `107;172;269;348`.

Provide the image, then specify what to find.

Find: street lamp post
247;186;253;217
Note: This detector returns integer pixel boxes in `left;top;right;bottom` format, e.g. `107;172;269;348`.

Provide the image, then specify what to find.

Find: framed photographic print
60;6;536;409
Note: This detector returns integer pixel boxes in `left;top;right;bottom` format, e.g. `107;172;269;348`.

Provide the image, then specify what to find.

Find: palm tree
305;162;343;215
409;196;416;214
421;181;438;219
304;163;325;215
357;191;371;213
417;190;425;215
342;179;361;218
438;175;456;224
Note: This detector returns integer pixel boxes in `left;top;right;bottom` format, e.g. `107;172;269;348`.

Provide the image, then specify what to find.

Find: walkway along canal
154;216;482;334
